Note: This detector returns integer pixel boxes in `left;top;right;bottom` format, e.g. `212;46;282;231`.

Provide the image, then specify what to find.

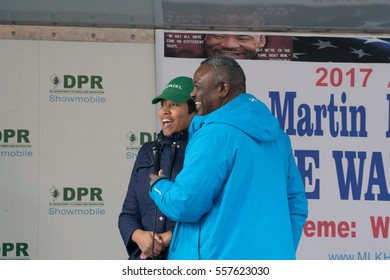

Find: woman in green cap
118;76;196;259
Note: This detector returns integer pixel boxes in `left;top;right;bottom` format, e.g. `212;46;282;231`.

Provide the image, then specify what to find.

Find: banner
155;29;390;260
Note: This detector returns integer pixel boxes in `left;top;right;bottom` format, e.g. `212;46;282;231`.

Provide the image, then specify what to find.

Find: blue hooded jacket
150;93;308;260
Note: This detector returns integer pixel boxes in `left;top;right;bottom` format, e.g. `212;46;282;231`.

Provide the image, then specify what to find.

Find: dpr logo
0;129;30;144
48;186;106;216
0;129;32;157
63;75;103;89
50;74;104;90
50;186;104;205
126;131;157;150
126;131;157;160
49;73;106;104
139;132;157;145
63;187;103;202
0;242;29;259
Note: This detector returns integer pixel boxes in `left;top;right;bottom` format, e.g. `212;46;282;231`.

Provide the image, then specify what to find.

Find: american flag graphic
292;36;390;63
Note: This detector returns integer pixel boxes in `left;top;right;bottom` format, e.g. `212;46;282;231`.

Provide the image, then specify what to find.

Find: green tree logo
49;186;61;202
127;131;138;147
50;74;62;88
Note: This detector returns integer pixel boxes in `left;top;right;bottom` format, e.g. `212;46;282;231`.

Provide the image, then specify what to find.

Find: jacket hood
190;93;280;143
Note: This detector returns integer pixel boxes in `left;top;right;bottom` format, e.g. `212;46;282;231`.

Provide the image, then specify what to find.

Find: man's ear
257;35;266;49
219;81;230;97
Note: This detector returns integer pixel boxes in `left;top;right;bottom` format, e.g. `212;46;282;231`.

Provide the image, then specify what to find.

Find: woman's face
158;100;193;137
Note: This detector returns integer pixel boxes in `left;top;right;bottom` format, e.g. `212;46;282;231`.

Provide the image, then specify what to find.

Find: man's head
152;76;196;137
191;56;246;116
204;34;266;59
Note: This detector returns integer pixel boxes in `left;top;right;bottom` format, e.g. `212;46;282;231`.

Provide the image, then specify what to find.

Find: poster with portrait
155;29;390;260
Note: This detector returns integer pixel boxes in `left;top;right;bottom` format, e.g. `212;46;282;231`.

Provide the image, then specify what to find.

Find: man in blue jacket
150;56;308;260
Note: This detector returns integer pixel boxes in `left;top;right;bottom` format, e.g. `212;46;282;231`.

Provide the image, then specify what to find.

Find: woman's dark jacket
118;130;188;259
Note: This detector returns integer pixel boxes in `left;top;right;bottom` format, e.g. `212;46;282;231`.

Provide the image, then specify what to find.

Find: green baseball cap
152;76;194;104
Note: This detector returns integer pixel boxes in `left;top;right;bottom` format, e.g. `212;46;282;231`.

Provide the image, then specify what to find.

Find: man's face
204;34;265;59
191;64;223;116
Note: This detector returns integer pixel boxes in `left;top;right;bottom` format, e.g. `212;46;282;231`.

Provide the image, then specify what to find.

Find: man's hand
149;169;165;186
131;229;165;259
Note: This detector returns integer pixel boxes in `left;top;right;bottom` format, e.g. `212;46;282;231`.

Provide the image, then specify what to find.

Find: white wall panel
0;36;156;259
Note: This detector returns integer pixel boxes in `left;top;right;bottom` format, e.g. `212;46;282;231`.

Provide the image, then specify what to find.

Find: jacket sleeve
284;133;308;251
150;128;227;223
118;143;152;257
